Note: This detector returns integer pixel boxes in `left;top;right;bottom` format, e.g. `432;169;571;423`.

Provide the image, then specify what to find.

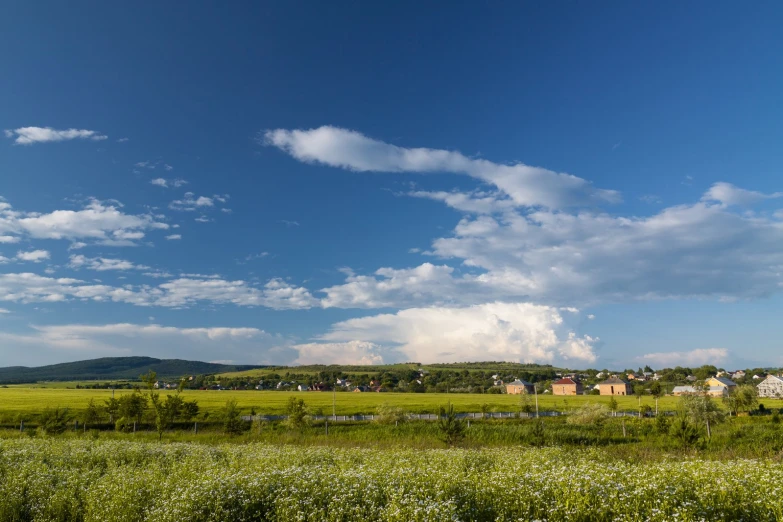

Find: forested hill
0;357;265;384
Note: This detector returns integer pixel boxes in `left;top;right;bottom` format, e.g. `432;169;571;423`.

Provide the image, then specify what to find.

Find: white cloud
16;249;50;262
639;348;728;368
68;255;149;272
317;302;596;364
169;192;215;211
0;198;168;246
150;178;188;188
165;234;181;240
0;323;287;366
164;164;174;171
0;272;317;310
194;216;212;223
0;308;9;314
409;190;516;214
135;161;155;169
265;126;620;208
0;235;19;243
117;138;129;143
702;182;782;207
5;127;107;145
293;340;385;365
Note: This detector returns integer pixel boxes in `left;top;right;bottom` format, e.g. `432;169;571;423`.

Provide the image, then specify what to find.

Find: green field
2;386;780;417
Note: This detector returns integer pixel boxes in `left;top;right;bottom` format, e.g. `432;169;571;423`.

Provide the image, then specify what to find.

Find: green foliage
654;413;670;434
81;399;101;431
608;396;618;412
375;404;408;425
669;416;701;448
222;400;245;435
284;397;309;429
649;381;663;398
38;407;70;435
567;403;609;426
437;403;466;446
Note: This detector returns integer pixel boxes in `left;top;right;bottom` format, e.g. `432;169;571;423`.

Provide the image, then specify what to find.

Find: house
685;375;697;382
597;376;631;396
672;385;728;397
627;373;636;381
731;370;746;380
352;385;370;393
552;377;583;396
297;384;309;392
310;383;328;392
706;376;738;392
753;374;765;380
757;375;783;398
505;379;535;395
595;372;606;379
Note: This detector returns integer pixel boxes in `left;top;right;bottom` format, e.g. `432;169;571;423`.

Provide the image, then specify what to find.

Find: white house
757;375;783;398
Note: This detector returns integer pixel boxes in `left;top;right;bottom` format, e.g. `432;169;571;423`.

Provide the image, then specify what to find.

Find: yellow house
706;376;737;392
597;376;631;396
506;379;534;394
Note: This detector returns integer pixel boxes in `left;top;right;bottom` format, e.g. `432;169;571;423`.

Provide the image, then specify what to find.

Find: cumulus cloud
0;235;19;243
265;126;619;208
16;250;50;262
0;198;168;246
317;302;597;364
5;126;108;145
639;348;729;368
0;323;287;366
292;340;385;365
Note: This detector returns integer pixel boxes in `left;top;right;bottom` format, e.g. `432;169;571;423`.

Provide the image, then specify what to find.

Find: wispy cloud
639;348;728;368
165;234;181;240
5;127;108;145
117;137;129;143
265;126;620;209
150;178;188;188
279;219;300;227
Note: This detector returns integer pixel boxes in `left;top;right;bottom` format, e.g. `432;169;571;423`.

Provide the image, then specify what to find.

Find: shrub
567;403;609;426
375;404;408;425
39;407;70;435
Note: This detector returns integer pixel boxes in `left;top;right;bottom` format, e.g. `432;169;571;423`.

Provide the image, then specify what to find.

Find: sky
1;2;783;370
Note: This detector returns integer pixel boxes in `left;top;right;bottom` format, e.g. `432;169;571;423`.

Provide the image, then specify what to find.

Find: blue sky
2;2;783;370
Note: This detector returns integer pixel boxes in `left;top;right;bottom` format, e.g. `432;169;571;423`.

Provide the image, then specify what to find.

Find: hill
0;357;265;384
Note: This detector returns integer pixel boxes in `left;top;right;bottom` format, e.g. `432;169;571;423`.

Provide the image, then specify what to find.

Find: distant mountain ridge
0;357;265;384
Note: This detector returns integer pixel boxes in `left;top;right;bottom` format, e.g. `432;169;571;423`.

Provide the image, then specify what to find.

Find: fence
241;410;676;422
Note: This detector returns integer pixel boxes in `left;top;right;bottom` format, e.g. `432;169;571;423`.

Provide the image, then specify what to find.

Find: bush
39;407;70;435
567;403;609;426
375;404;408;425
284;397;309;429
222;400;245;435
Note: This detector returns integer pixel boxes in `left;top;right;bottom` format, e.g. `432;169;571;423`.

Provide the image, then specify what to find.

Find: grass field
2;387;781;417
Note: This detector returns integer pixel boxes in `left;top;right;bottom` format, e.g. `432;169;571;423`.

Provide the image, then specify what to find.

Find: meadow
0;386;718;418
2;438;783;521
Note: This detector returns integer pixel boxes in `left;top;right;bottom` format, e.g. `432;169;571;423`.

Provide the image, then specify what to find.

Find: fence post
133;421;136;434
194;422;198;434
20;420;23;432
325;420;328;436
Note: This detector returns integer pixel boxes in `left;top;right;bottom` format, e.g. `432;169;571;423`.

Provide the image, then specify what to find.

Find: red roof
552;377;579;385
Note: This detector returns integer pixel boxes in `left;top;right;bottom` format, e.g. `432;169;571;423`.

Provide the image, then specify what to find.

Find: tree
669;416;701;448
437;403;466;446
608;396;618;415
649;381;662;399
81;399;101;432
39;407;70;435
222;399;245;435
723;385;758;416
285;397;309;429
375;404;408;424
679;391;725;438
104;397;120;423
